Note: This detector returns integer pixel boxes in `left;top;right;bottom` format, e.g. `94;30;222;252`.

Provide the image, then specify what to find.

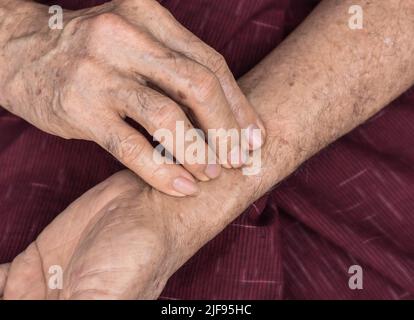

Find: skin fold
0;0;265;197
1;0;414;299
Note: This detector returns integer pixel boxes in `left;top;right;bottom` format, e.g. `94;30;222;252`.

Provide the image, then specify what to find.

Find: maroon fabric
1;0;413;300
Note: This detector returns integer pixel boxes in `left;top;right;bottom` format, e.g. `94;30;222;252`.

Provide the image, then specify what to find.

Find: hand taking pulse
0;0;265;196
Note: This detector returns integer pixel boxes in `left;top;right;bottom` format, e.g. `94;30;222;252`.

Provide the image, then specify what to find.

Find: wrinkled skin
0;166;253;300
2;0;413;301
0;171;180;299
1;0;264;197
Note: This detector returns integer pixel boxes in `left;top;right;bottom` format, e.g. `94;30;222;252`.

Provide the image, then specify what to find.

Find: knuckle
151;2;175;20
191;70;221;103
153;103;180;130
129;89;150;111
86;12;152;54
119;135;145;163
106;133;144;164
89;12;124;33
207;52;228;75
86;12;133;47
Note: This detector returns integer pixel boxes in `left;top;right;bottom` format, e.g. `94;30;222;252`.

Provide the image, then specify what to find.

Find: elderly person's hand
0;163;264;300
0;0;265;197
2;0;413;301
0;171;180;299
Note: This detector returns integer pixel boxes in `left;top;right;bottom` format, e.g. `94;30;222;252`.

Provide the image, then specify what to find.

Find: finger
142;7;266;150
102;27;246;168
0;263;10;297
140;51;247;168
95;119;200;197
115;84;221;181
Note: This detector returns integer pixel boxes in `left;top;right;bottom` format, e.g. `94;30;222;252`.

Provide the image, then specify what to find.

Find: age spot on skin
288;73;297;87
177;90;186;100
165;52;175;59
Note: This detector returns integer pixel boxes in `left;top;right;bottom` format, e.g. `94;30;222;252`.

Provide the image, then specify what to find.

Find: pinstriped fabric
273;91;414;299
0;0;413;299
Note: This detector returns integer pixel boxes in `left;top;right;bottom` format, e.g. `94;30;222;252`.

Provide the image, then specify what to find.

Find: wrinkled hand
0;165;256;300
2;0;265;196
0;171;183;299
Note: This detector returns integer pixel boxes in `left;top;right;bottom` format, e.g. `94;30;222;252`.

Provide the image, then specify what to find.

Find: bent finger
103;29;246;167
115;85;221;181
144;10;266;150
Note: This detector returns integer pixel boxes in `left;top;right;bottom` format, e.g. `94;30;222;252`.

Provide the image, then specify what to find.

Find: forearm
242;0;414;163
163;0;414;267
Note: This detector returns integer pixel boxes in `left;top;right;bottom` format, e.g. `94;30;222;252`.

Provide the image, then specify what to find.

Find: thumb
0;263;11;298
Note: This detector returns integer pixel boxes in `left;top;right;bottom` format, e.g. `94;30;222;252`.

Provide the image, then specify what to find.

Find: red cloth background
1;0;413;299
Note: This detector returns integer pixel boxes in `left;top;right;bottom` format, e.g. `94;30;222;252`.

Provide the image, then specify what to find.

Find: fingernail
173;177;200;196
204;163;221;179
228;146;247;168
222;162;232;169
246;124;263;150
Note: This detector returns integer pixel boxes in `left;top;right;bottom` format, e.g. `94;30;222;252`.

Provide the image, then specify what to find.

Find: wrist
242;87;309;201
157;86;305;268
